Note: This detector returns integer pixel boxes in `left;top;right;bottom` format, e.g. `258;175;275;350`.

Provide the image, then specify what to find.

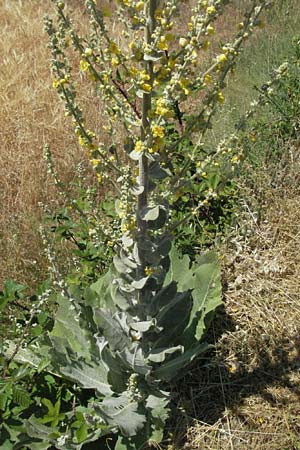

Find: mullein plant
2;1;271;449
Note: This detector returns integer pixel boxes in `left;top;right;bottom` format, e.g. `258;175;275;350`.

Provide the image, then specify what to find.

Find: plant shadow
168;307;300;446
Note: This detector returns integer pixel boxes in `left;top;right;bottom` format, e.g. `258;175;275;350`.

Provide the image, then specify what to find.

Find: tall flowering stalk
45;0;268;302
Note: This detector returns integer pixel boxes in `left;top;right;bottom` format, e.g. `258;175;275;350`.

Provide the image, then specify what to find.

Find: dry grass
0;0;87;287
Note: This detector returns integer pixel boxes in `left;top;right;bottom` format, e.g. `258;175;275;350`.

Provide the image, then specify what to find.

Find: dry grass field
1;1;300;449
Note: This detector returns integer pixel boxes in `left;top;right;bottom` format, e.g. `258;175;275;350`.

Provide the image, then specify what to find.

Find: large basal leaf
152;342;211;381
58;358;113;396
93;394;146;437
114;434;147;450
2;341;43;369
88;268;115;310
164;246;195;292
24;416;60;444
153;291;192;348
148;281;177;316
185;253;222;343
163;246;222;345
93;309;130;352
118;344;151;376
147;345;183;363
145;393;170;444
50;294;92;359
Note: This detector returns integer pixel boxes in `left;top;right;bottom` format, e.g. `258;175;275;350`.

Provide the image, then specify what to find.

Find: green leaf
154;291;192;347
186;253;222;342
118;344;151;375
141;205;160;221
94;394;146;437
153;342;211;381
59;359;113;396
147;345;183;363
12;386;31;408
25;415;60;441
0;440;14;450
164;246;195;292
76;422;88;443
88;268;115;310
93;309;130;352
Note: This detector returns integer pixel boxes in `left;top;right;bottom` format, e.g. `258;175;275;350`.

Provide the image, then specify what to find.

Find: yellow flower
155;98;169;116
179;37;189;48
202;40;210;51
231;155;239;164
96;173;102;183
144;266;153;276
165;33;175;42
90;159;100;168
80;59;90;72
108;41;120;55
217;54;227;64
204;73;212;84
152;124;164;138
78;136;86;146
84;47;93;57
141;83;152;92
102;6;112;17
111;57;119;67
135;1;144;11
179;78;190;95
52;79;60;89
134;140;145;153
217;91;225;103
206;24;215;35
206;5;216;14
158;36;168;51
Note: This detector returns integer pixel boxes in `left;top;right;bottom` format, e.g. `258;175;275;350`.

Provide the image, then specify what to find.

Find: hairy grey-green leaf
147;345;183;363
93;309;130;352
130;319;156;332
59;360;113;396
50;294;91;358
149;162;170;180
89;268;115;310
113;255;133;275
153;342;211;381
94;394;146;437
164;246;194;291
140;205;160;221
131;277;148;289
148;281;177;315
118;344;151;375
154;291;192;347
184;253;222;344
